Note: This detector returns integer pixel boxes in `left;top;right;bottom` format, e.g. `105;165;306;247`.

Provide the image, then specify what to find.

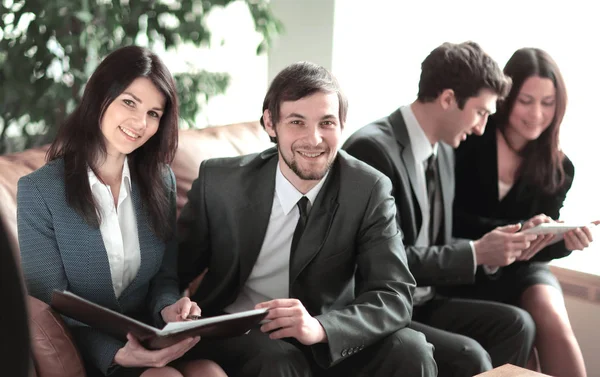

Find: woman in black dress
453;47;598;377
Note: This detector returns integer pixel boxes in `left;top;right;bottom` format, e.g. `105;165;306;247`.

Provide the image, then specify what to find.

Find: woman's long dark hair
47;45;179;239
493;47;567;194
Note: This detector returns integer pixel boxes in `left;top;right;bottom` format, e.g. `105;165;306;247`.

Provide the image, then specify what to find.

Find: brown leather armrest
28;296;86;377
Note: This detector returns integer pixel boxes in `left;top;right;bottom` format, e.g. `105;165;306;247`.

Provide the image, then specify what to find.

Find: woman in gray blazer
17;46;226;377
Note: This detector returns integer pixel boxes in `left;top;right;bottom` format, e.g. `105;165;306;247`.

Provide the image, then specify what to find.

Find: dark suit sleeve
313;176;415;367
530;159;575;262
345;136;476;286
147;166;182;327
177;160;212;290
17;176;124;375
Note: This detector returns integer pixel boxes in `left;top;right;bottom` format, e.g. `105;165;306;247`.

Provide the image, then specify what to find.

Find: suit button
359;345;365;350
347;348;354;355
341;349;347;357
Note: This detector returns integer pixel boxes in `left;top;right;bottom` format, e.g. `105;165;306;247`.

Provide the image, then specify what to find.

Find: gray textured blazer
18;159;181;375
343;108;475;287
178;147;415;368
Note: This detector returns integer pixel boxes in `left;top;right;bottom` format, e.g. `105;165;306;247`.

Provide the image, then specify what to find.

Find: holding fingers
474;223;539;267
517;214;556;261
114;333;200;368
564;221;598;251
161;297;202;323
256;298;328;346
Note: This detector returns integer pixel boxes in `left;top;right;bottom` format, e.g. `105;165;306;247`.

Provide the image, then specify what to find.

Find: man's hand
160;297;202;323
256;299;328;346
114;333;200;368
474;223;538;267
517;214;556;261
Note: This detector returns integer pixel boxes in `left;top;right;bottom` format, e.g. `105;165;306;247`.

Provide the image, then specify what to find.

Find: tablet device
521;223;593;235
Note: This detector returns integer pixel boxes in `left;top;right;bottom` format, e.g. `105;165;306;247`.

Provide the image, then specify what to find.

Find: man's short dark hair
417;41;511;108
260;61;348;143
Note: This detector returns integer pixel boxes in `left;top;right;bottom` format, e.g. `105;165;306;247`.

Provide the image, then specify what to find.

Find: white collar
275;162;328;215
88;157;132;191
400;105;438;163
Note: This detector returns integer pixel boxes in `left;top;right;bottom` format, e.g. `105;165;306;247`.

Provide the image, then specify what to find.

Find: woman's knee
141;366;183;377
177;359;227;377
521;284;573;335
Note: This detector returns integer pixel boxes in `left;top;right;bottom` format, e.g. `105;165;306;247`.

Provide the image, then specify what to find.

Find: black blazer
343;108;475;287
453;120;575;262
177;147;415;368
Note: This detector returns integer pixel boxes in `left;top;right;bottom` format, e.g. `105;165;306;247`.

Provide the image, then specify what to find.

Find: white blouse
88;159;141;298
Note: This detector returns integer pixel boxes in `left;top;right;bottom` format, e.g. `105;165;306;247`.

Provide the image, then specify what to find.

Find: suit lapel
289;161;339;285
237;150;278;288
70;213;120;310
389;109;427;221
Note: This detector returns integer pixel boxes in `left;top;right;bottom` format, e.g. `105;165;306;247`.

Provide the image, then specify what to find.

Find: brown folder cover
50;290;268;349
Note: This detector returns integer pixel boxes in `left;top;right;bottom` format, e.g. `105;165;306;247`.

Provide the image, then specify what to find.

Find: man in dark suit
177;62;437;377
343;42;538;377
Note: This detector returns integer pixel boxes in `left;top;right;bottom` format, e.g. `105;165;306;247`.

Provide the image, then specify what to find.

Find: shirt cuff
469;241;477;274
469;240;499;275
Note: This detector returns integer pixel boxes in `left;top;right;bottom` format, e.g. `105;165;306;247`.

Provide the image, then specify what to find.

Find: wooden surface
475;364;551;377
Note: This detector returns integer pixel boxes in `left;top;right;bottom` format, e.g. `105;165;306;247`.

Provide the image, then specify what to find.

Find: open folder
50;290;269;349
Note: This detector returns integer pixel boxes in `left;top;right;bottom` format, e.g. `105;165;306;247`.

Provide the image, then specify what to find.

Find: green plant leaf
0;0;282;154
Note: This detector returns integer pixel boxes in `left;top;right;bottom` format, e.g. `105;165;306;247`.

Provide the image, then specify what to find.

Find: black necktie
425;154;438;244
291;196;309;257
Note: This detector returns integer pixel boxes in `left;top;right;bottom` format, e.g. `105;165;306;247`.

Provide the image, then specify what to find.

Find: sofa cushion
0;145;49;259
28;296;86;377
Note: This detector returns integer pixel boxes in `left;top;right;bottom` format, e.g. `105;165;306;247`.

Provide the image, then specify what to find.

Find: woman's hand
161;297;202;323
517;214;556;261
114;333;200;368
564;220;599;251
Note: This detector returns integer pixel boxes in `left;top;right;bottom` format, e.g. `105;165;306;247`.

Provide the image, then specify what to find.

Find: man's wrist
473;239;486;266
314;319;328;344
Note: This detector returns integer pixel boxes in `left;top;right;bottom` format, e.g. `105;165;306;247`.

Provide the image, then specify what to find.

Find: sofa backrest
0;121;272;262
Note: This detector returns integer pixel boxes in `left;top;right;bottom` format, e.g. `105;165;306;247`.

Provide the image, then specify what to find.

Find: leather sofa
0;121;272;377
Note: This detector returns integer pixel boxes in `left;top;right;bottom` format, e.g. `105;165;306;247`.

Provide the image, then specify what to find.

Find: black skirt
439;261;562;305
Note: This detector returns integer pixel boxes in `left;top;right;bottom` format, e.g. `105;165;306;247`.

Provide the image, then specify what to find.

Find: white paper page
157;308;268;336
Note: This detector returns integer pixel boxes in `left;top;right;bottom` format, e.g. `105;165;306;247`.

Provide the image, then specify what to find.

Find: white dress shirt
88;159;141;298
401;106;439;248
225;162;328;313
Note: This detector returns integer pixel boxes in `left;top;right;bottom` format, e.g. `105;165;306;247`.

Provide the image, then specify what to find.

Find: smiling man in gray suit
177;62;436;377
343;42;537;377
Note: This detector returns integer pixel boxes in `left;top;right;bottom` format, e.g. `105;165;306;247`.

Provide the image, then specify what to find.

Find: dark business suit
449;119;575;304
0;219;30;377
178;147;436;377
18;159;181;376
343;108;535;376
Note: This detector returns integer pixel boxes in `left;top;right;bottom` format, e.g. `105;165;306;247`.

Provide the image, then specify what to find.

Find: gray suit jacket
178;147;415;368
18;159;181;375
343;108;475;287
